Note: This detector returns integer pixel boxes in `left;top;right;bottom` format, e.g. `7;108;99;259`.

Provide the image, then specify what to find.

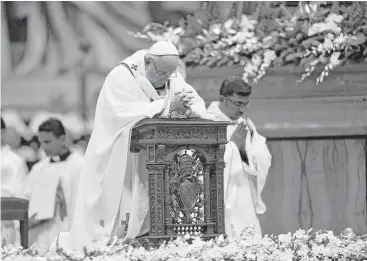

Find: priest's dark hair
38;118;66;137
220;76;252;97
1;117;6;130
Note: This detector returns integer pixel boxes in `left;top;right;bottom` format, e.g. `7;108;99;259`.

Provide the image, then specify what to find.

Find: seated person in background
21;118;83;251
1;118;29;246
207;76;272;240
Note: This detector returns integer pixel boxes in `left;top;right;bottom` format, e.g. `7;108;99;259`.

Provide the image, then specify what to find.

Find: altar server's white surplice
207;101;272;240
22;152;82;250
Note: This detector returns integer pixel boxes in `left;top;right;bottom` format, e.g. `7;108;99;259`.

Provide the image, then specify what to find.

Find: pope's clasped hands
168;88;195;118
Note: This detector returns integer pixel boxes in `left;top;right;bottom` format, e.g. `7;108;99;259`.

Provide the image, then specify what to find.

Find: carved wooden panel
259;138;367;236
130;119;229;248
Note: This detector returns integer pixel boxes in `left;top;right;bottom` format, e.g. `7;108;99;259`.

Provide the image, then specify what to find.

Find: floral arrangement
2;227;367;261
132;1;367;84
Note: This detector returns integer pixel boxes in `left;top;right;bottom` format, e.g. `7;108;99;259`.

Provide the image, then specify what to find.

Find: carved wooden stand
130;118;229;248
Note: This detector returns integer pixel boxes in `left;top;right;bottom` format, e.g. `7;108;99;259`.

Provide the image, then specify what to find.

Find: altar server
207;76;272;240
22;118;83;250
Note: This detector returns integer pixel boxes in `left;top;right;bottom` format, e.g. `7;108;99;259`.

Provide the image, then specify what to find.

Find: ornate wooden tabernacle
130;118;230;247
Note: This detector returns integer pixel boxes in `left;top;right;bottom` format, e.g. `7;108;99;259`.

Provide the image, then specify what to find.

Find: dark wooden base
1;197;29;249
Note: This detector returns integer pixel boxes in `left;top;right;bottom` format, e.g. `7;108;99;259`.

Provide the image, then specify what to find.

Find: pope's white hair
144;54;179;70
144;53;178;64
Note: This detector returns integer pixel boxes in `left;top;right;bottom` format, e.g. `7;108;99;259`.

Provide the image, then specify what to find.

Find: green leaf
285;52;304;62
187;16;204;34
346;33;367;46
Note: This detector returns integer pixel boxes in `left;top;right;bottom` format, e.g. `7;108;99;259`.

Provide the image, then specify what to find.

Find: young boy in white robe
21;118;83;251
1;118;29;246
207;76;272;240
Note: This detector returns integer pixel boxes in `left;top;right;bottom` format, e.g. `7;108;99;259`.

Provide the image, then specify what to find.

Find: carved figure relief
147;145;155;162
169;149;205;225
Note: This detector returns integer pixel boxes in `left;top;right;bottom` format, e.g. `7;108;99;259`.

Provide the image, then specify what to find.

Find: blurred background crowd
1;108;90;171
1;1;210;172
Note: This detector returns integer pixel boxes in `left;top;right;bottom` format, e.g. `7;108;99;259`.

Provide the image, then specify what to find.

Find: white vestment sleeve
243;118;272;214
103;65;166;122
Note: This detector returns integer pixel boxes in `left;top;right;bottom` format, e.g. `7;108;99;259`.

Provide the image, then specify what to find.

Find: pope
55;41;213;251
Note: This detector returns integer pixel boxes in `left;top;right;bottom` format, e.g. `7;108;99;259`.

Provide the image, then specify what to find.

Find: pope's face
145;56;179;88
38;131;65;156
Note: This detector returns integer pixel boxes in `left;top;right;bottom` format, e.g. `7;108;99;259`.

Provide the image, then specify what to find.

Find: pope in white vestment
207;76;272;240
58;41;213;250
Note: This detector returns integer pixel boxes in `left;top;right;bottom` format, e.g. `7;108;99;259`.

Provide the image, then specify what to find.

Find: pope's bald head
144;41;180;88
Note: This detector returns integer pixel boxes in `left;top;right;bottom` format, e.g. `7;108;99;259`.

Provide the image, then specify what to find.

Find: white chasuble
207;102;272;240
53;49;212;251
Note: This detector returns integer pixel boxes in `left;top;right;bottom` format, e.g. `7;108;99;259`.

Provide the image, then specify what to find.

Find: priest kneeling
207;76;272;240
22;118;83;251
54;41;213;251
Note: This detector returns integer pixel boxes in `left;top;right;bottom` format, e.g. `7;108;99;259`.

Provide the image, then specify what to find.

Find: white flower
330;52;341;67
323;38;333;51
244;62;258;76
263;49;277;63
308;21;342;36
310;3;317;12
278;248;294;261
278;233;292;246
173;27;184;35
297;245;310;258
210;24;221;35
232;32;247;44
325;13;344;23
293;229;306;239
326;33;335;40
224;19;236;34
311;243;326;255
251;54;262;66
304;4;311;14
240;15;257;30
